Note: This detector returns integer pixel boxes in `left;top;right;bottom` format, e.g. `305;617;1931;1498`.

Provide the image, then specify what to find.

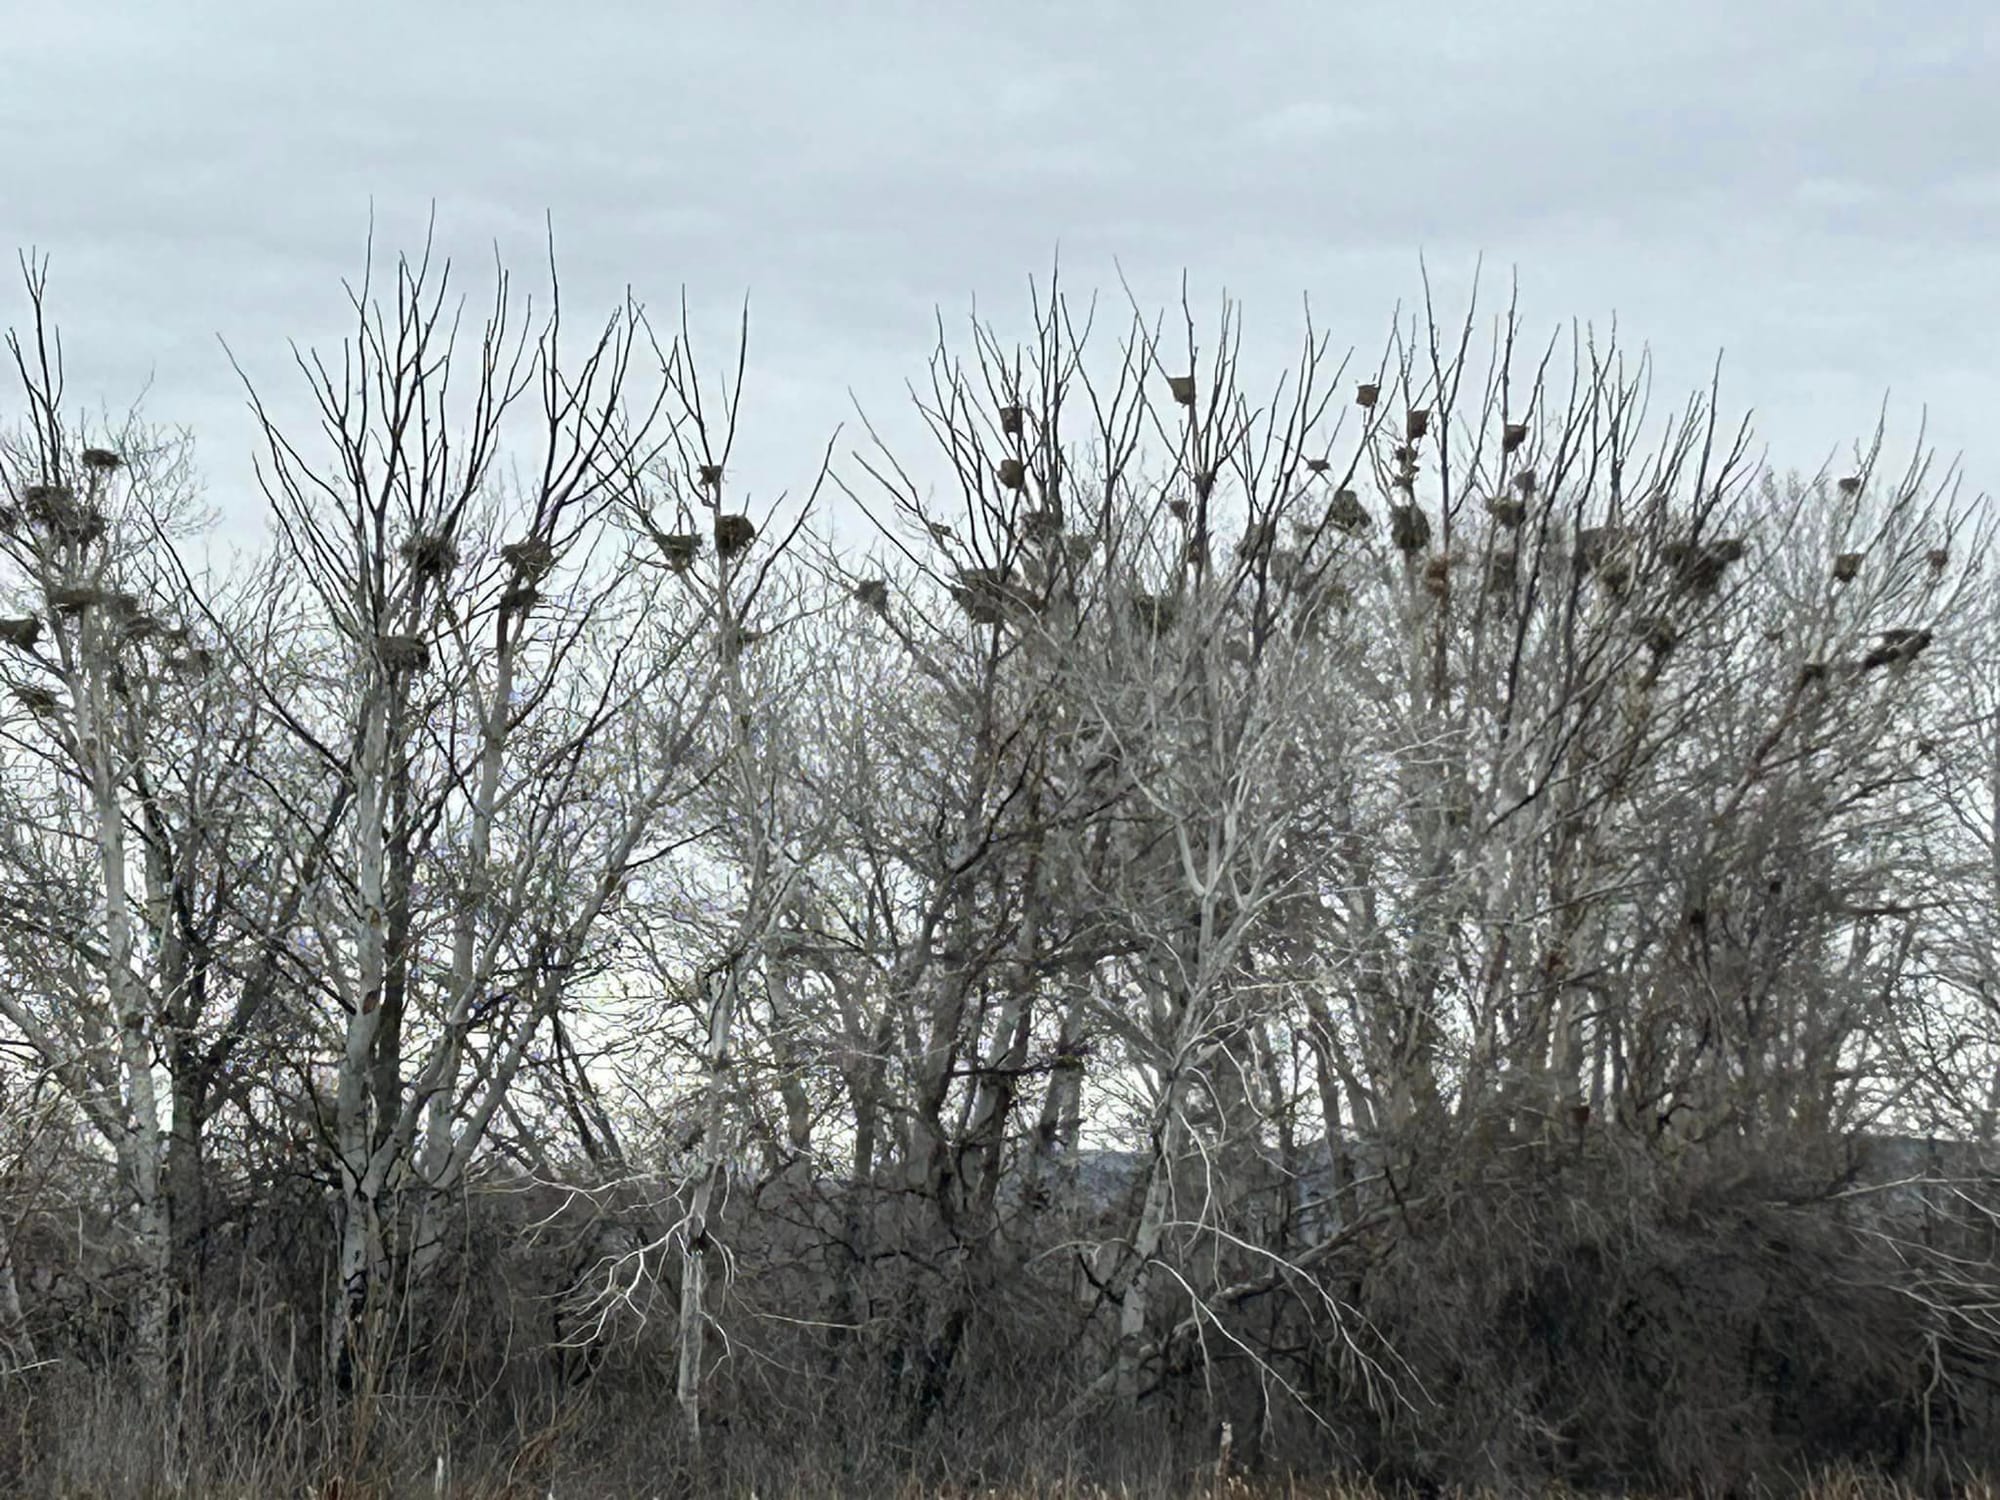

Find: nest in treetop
998;458;1027;492
11;685;59;716
1832;552;1862;583
952;567;1013;625
1639;615;1677;656
1513;468;1538;496
1167;374;1197;407
1485;495;1525;528
48;584;107;614
999;404;1024;437
1423;553;1451;598
377;634;430;673
1305;457;1330;475
1577;526;1624;573
399;533;459;579
1329;489;1371;534
0;616;41;649
21;483;73;511
1502;422;1528;454
501;538;554;579
1666;537;1744;594
1405;409;1431;442
1837;476;1861;496
118;609;163;642
1130;592;1177;634
714;514;756;557
853;579;889;613
1928;547;1949;571
1862;628;1933;670
1390;503;1430;555
698;464;723;490
1356;382;1379;409
1168;497;1189;522
81;447;123;472
660;532;702;572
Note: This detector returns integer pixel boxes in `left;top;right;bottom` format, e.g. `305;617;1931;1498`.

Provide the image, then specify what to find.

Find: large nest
377;634;431;674
1390;503;1431;555
1329;488;1371;534
399;532;460;580
951;568;1016;625
1130;592;1178;635
500;538;555;579
1665;536;1745;594
47;584;108;615
714;514;756;558
659;532;702;572
0;616;42;649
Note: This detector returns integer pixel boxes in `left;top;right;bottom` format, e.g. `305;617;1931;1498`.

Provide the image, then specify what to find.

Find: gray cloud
4;0;1992;539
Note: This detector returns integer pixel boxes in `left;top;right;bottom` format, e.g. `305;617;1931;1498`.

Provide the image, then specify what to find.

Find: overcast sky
5;0;1995;548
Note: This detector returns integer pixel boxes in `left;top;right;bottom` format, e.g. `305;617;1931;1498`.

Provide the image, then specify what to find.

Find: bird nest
1130;593;1178;634
399;532;459;579
1329;489;1371;534
1405;409;1431;441
1665;537;1744;594
1423;554;1452;599
1355;382;1379;409
997;458;1026;492
1833;552;1863;584
1862;629;1932;670
1390;504;1431;555
1501;422;1528;454
1021;508;1062;543
501;538;555;579
0;617;41;649
660;532;702;572
48;584;108;614
1577;526;1625;573
11;685;60;716
81;448;123;472
377;634;431;673
1239;519;1276;559
714;514;756;558
1485;496;1526;528
999;404;1024;437
952;568;1016;625
1167;374;1197;407
853;579;890;613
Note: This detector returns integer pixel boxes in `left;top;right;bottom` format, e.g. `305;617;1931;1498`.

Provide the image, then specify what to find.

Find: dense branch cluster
0;246;1997;1497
